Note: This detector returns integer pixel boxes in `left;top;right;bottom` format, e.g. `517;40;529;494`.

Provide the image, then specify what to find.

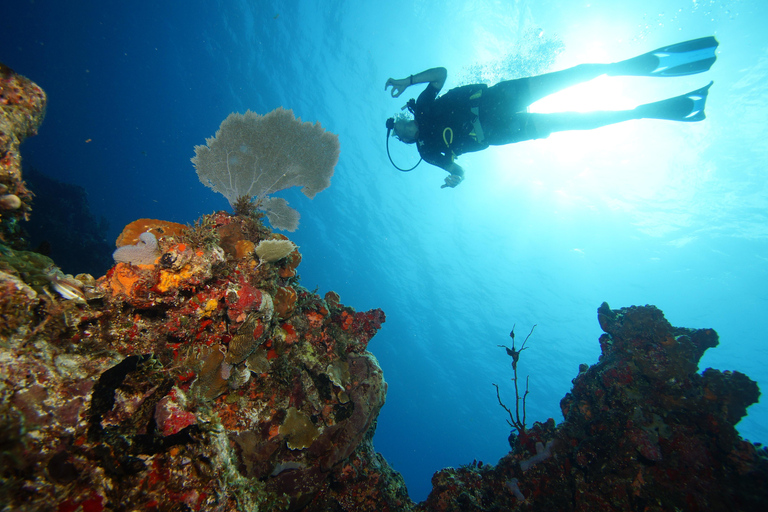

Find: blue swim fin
635;81;713;122
610;36;719;77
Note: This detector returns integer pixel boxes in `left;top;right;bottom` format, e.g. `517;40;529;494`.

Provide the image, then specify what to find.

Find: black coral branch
192;107;339;231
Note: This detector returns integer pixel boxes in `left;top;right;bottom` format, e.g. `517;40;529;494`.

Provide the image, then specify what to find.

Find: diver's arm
385;67;447;98
440;162;465;189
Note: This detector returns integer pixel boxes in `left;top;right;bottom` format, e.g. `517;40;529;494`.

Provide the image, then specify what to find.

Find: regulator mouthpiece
385;117;421;172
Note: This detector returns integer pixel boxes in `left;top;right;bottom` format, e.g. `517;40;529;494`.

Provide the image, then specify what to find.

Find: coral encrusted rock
416;303;768;512
0;210;401;512
0;62;46;244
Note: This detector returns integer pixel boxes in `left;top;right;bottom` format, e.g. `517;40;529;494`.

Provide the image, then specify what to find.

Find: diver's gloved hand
441;173;464;189
385;77;410;98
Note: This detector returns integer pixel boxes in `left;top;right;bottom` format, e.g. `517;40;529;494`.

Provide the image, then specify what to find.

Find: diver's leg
524;84;712;137
486;110;639;145
526;110;639;139
495;64;612;107
523;64;613;104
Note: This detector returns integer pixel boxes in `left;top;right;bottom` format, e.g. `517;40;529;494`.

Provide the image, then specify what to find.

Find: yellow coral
234;240;256;260
198;298;218;318
156;265;195;293
255;239;297;263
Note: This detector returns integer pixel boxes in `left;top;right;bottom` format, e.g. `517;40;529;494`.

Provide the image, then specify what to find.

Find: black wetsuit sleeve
416;83;440;110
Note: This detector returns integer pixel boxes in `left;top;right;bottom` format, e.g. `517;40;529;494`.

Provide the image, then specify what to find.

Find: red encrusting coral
0;209;406;511
347;309;387;352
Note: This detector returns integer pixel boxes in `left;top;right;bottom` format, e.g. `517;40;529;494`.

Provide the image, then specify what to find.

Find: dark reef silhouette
23;165;113;277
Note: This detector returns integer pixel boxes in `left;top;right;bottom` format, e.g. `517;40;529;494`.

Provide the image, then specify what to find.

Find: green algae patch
279;407;319;450
0;243;56;291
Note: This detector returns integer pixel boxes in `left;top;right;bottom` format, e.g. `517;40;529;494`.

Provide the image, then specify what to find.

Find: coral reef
6;229;766;512
416;303;768;512
4;213;768;512
0;210;400;511
0;63;46;245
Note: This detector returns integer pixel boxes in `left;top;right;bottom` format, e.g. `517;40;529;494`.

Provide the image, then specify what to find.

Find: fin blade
655;36;719;55
611;36;719;77
636;81;714;122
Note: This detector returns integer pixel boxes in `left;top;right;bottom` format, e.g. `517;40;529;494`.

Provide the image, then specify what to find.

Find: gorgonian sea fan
192;108;340;231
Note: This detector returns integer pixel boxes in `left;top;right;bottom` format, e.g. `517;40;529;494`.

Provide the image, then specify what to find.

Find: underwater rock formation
416;303;768;512
0;63;46;245
0;209;403;511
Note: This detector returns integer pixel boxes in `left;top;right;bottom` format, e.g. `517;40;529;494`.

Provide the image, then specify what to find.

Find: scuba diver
384;36;719;189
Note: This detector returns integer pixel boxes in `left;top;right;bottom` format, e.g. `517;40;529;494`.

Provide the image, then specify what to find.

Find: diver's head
388;114;418;144
385;113;422;172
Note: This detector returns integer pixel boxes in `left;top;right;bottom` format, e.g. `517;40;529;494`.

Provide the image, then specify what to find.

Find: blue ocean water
3;0;767;503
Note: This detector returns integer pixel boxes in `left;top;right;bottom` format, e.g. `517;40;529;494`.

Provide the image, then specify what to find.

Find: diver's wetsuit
406;37;719;173
414;79;545;168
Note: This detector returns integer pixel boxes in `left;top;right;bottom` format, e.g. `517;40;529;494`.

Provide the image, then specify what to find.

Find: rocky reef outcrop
0;63;46;245
1;65;401;507
417;303;768;512
1;63;408;512
0;208;408;511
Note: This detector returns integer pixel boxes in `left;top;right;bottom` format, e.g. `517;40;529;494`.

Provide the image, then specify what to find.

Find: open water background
3;0;767;502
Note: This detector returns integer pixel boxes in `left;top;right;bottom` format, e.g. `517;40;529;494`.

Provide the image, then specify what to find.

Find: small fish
47;274;86;303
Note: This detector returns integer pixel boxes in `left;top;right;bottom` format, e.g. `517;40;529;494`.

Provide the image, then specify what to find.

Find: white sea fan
112;232;160;265
259;197;301;232
192;108;339;231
